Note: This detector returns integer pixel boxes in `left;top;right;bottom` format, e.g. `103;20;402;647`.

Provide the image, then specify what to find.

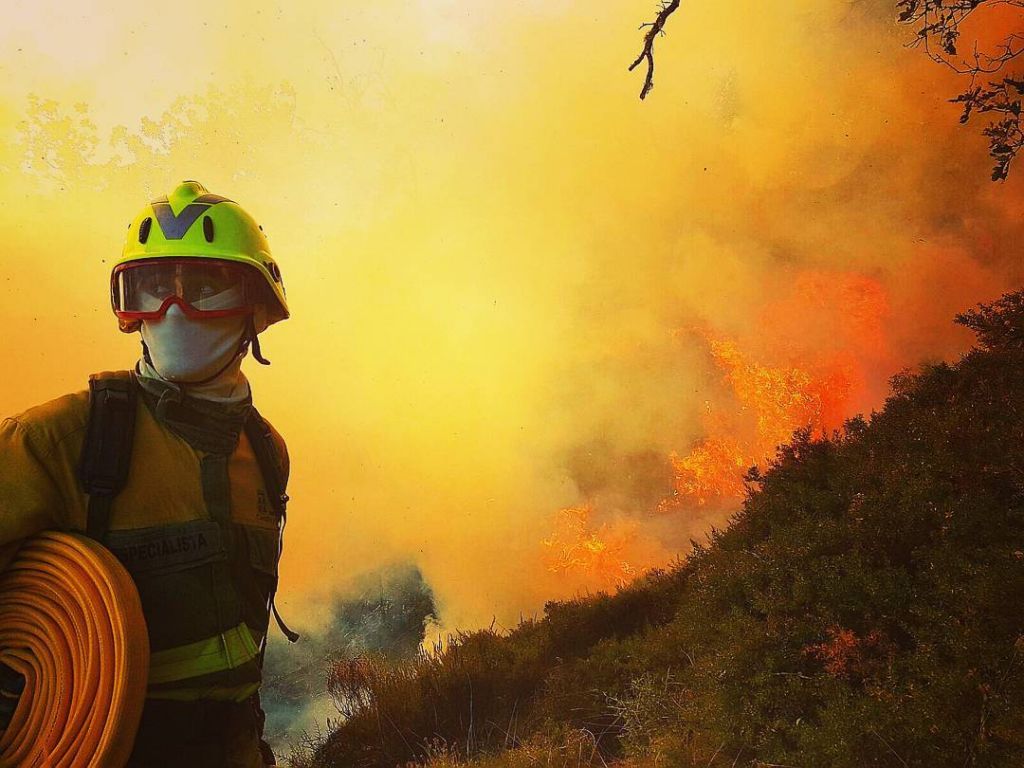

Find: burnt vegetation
294;292;1024;767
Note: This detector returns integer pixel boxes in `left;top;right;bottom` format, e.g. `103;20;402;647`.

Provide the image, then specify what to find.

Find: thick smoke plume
260;562;437;752
0;1;1022;638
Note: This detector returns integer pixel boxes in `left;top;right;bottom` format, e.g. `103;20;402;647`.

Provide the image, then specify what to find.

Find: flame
657;272;890;513
659;435;748;509
547;271;885;582
659;334;853;512
544;332;857;584
542;505;637;589
711;338;847;448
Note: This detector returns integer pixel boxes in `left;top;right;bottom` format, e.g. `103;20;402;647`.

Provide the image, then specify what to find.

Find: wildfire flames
542;505;637;588
545;272;892;588
659;336;853;510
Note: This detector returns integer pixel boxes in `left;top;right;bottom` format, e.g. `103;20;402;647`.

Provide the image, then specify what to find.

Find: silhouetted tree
898;0;1024;180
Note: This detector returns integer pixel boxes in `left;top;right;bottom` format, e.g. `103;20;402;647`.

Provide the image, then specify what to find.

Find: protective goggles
112;259;258;321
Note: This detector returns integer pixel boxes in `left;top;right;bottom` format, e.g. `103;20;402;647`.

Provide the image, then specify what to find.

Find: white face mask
140;303;248;383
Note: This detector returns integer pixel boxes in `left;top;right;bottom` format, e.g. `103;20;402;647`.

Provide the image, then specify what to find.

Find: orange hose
0;532;149;768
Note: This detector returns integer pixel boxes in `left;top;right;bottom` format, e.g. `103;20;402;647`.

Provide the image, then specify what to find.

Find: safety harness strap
243;408;288;518
242;407;295;765
80;371;300;649
80;371;139;542
244;409;301;644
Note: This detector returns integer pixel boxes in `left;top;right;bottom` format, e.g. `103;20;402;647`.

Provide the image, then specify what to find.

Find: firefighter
0;180;297;767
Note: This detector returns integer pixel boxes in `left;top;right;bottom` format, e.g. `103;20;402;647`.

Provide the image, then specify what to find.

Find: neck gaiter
140;303;247;382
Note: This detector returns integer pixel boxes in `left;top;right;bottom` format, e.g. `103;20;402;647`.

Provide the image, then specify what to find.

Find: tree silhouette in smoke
898;0;1024;180
630;0;1024;180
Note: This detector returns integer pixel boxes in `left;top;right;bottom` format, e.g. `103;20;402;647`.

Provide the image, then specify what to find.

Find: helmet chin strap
248;314;271;366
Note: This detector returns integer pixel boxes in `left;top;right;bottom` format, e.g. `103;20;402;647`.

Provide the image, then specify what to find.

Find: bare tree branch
629;1;682;100
898;0;1024;179
626;0;1024;179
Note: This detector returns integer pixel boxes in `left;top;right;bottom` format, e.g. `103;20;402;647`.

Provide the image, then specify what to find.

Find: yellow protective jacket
0;371;290;767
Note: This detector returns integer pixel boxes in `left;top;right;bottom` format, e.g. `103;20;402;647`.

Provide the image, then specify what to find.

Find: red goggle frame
111;259;257;321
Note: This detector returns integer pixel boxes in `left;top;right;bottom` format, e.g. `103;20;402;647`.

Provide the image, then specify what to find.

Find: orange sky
0;0;1022;636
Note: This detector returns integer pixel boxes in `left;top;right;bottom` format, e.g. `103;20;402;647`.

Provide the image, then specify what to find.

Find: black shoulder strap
244;407;301;644
79;370;138;542
244;407;288;518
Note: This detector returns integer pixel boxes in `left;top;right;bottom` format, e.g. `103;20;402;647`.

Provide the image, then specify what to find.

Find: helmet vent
138;217;152;244
202;215;215;243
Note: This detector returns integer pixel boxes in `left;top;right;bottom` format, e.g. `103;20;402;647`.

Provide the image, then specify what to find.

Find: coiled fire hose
0;531;149;767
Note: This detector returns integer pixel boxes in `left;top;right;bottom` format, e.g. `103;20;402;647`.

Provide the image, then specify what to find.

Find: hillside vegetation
294;291;1024;768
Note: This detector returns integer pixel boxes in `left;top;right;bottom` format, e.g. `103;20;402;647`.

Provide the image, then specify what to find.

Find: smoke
260;562;438;751
0;0;1022;637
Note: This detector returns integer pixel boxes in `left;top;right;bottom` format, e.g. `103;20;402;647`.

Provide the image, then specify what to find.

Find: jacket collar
135;365;252;455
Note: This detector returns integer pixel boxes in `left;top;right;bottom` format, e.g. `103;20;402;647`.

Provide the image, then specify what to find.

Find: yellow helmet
116;181;288;329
